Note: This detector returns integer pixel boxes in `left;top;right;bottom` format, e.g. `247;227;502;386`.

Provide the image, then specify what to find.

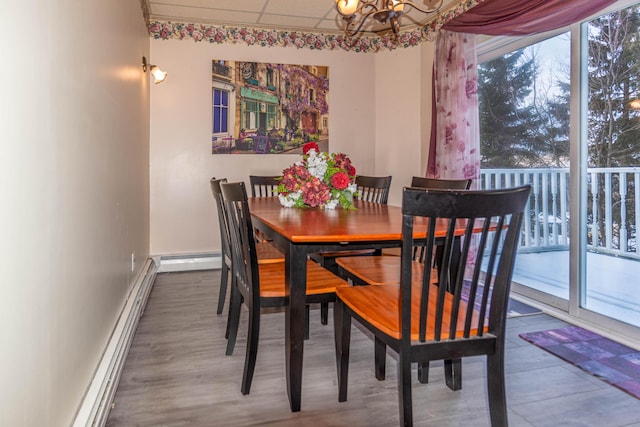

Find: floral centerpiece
278;142;358;209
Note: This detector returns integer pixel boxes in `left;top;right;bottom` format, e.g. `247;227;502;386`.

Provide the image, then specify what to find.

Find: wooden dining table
249;197;461;412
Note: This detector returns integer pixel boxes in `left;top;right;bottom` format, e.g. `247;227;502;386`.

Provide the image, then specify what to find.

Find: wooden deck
513;250;640;327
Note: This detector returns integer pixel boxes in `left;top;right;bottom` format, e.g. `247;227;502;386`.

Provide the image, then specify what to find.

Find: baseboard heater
72;258;157;427
155;252;222;272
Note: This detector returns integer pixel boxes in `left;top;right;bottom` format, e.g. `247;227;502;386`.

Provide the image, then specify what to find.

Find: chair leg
224;275;237;340
305;305;310;340
334;300;351;402
487;352;508;427
397;350;414;427
444;358;462;391
322;257;339;275
216;262;229;315
320;302;329;325
417;362;429;384
374;337;386;380
241;301;260;395
225;284;242;356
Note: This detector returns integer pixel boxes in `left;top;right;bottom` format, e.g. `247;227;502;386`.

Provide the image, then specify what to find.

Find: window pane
243;101;259;130
585;4;640;327
479;33;570;300
221;108;228;133
213;109;220;133
212;89;230;135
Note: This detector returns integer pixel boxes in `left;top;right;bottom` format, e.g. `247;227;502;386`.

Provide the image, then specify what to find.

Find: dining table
249;196;478;412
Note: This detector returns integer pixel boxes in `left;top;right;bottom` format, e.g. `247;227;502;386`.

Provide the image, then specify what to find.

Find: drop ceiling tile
263;0;335;18
149;0;268;13
145;0;464;35
151;4;261;24
258;14;325;29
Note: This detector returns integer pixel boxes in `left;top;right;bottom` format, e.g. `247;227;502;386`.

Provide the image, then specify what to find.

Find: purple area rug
520;326;640;400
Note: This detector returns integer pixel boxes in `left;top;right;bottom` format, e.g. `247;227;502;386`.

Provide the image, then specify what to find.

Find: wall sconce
142;56;168;84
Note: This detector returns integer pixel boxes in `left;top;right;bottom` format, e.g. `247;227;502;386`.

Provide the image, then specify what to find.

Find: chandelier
334;0;443;39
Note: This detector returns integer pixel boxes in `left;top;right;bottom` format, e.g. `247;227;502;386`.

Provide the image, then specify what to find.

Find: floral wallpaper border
148;0;487;53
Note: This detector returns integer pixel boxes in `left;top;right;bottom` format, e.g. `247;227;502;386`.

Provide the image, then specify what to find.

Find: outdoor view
478;2;640;327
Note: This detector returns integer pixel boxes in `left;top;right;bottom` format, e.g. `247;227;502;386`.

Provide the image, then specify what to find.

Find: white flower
306;150;328;179
324;198;339;209
278;191;300;207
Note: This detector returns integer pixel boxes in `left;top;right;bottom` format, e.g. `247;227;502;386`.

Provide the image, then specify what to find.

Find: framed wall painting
211;60;329;154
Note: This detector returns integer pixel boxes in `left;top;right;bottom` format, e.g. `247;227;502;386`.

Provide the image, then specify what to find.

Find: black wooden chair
210;178;284;316
356;175;392;204
334;185;531;426
410;176;472;190
409;177;472;263
248;175;281;242
249;175;280;197
311;175;392;325
337;178;471;386
220;181;348;395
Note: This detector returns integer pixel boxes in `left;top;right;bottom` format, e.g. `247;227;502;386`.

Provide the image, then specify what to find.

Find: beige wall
0;2;436;422
374;43;435;206
0;1;150;425
150;39;435;255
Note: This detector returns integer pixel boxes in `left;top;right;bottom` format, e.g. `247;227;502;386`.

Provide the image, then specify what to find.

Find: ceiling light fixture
335;0;442;39
142;56;168;85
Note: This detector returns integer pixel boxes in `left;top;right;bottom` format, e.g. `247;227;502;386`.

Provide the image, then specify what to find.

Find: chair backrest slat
400;185;531;344
249;175;280;197
355;175;392;204
410;176;472;190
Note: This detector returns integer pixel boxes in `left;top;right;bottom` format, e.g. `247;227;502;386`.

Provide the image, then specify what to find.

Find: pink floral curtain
427;0;618;181
428;30;480;183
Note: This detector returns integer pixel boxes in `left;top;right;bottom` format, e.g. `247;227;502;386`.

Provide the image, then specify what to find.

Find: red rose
347;165;356;177
330;171;350;190
303;142;319;155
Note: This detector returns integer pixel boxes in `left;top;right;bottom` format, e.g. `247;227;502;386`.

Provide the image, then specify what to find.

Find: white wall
375;42;435;206
149;39;436;255
150;40;378;255
0;1;150;425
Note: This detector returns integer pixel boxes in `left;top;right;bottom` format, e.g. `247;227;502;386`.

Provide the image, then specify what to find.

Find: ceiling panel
157;0;269;13
151;4;263;24
262;0;335;18
145;0;461;36
258;15;326;30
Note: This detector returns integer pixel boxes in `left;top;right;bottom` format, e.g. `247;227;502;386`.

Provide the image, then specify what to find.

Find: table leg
285;245;307;412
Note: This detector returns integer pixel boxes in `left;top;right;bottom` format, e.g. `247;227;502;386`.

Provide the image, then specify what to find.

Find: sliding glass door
478;0;640;337
583;5;640;327
478;32;571;303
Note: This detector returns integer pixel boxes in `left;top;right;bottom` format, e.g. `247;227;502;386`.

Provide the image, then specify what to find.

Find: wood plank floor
106;270;640;426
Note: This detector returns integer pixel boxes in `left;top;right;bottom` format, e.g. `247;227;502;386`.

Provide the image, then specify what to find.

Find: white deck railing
479;168;640;260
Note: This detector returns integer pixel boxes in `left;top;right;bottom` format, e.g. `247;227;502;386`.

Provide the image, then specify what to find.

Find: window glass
243;100;259;130
479;33;571;300
584;3;640;326
213;88;229;134
477;1;640;330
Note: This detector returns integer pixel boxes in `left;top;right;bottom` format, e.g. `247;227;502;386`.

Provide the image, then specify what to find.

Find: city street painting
211;60;329;154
